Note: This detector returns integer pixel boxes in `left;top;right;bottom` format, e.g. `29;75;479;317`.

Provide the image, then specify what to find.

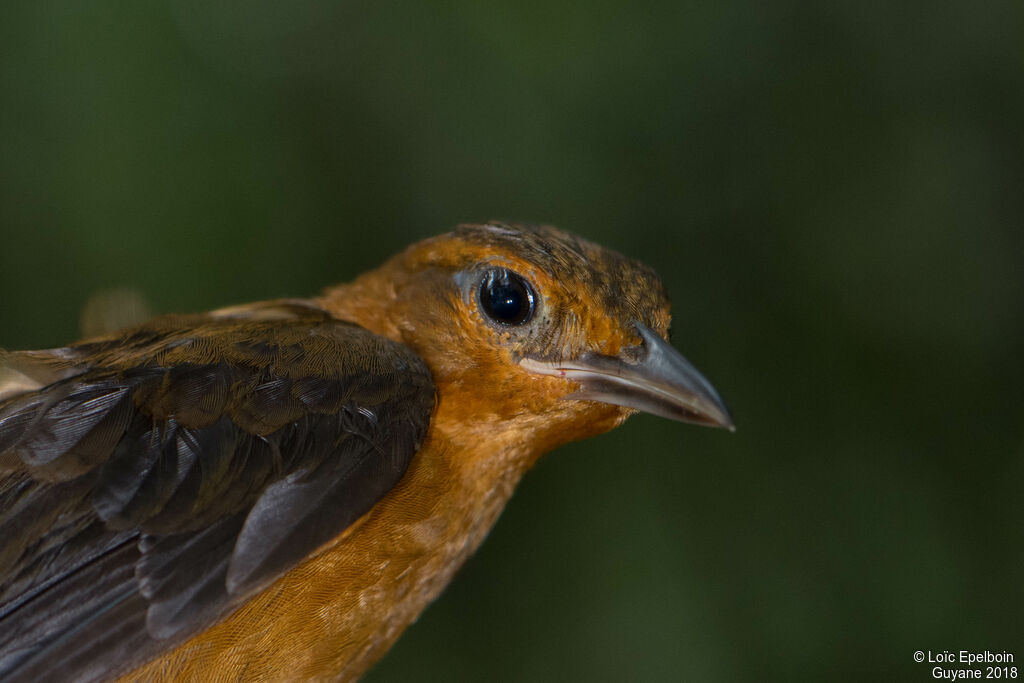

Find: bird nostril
618;322;650;362
620;342;645;365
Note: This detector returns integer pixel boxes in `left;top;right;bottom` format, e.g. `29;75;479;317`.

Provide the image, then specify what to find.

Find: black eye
478;268;536;326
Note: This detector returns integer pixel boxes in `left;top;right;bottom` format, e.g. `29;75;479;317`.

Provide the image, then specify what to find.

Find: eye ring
478;268;537;326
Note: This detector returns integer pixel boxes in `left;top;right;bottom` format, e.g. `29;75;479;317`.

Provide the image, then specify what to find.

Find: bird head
320;222;732;460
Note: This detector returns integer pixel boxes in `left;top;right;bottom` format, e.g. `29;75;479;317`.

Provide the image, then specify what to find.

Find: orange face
321;222;729;461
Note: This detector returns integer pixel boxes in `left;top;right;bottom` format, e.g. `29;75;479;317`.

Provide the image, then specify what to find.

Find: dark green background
2;2;1021;681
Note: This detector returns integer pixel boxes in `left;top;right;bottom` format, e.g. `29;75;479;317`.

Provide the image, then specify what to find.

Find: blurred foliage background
1;1;1022;681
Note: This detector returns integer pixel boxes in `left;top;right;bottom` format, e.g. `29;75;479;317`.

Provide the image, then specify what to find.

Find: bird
0;222;733;682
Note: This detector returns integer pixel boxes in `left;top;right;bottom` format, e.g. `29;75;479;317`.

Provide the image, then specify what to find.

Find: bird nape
0;222;732;682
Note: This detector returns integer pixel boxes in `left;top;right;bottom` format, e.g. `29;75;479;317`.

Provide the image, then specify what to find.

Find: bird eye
478;268;536;326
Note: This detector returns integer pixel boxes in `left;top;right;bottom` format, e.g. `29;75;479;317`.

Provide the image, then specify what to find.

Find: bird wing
0;301;435;682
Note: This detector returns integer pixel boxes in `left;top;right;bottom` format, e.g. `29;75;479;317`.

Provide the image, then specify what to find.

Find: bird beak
520;322;734;430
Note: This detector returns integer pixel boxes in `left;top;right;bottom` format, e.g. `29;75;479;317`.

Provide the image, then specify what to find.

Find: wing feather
0;303;435;681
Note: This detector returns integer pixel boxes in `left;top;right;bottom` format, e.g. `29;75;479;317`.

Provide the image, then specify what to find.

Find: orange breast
119;411;539;683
